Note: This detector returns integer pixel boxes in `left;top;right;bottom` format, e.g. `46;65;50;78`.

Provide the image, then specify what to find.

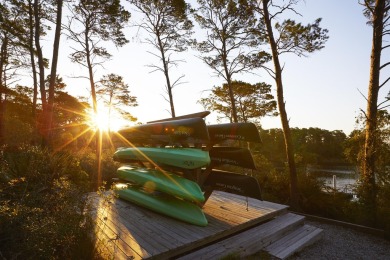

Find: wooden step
264;224;323;259
178;213;305;259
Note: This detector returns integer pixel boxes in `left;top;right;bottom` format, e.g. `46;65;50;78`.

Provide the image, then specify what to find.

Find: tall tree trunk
157;33;176;118
85;30;101;190
262;0;299;210
34;0;47;146
47;0;63;148
28;0;38;119
0;36;7;145
222;40;238;123
362;0;385;225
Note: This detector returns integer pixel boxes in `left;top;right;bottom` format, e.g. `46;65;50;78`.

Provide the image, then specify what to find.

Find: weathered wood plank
115;199;200;243
94;224;136;259
178;213;305;260
213;191;288;211
265;224;323;259
94;207;161;257
95;205;173;256
205;202;267;220
91;196;189;257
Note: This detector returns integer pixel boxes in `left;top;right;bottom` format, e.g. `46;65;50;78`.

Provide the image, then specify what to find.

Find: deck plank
178;213;305;260
114;200;199;243
89;191;288;259
265;225;323;259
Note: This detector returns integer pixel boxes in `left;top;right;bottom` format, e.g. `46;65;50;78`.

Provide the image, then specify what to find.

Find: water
307;167;358;194
318;174;357;193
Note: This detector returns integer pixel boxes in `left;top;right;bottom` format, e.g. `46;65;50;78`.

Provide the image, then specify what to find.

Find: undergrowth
257;167;390;238
0;145;95;259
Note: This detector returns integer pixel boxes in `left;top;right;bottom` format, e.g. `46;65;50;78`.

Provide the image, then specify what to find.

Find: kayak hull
203;169;262;200
209;146;257;170
207;122;261;143
117;117;210;146
114;147;210;170
115;184;208;227
117;166;205;203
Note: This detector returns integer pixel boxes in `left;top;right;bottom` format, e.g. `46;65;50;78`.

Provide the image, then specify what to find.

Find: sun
86;108;124;132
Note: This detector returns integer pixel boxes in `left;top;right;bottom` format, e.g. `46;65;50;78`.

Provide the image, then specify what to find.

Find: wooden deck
88;191;288;259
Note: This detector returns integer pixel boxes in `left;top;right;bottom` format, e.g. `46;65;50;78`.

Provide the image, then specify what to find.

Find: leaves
194;0;265;77
198;80;277;124
66;0;130;65
276;18;329;56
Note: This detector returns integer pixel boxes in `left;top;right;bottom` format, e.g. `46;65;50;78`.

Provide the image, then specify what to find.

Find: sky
39;0;389;135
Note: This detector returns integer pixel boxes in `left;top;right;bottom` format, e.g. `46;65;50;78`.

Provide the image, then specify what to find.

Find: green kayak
113;147;210;170
117;166;205;203
115;184;208;227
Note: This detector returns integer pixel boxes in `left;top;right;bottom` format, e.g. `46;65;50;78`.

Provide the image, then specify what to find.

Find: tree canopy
199;80;277;124
129;0;193;117
194;0;270;122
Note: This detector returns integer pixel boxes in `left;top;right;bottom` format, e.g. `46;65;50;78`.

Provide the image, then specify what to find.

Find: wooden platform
88;191;289;259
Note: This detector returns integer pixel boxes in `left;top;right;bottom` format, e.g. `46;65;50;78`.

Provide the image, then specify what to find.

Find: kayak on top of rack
117;117;210;146
147;111;210;123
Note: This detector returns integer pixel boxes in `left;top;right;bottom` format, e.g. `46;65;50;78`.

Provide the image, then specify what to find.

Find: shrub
77;147;120;190
0;145;94;259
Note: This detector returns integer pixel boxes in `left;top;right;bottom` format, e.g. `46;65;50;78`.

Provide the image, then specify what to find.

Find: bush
257;168;291;205
257;165;361;224
0;145;94;259
77;147;120;190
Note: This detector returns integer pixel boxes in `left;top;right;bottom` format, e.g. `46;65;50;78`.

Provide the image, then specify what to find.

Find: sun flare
86;108;124;132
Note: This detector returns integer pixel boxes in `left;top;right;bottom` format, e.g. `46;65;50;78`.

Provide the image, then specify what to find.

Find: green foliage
299;176;357;222
377;183;390;238
77;147;120;188
194;0;270;122
344;129;365;165
256;166;360;223
1;82;92;148
130;0;193;52
194;0;270;79
66;0;130;66
352;110;390;228
259;128;348;167
257;116;390;232
0;145;94;259
2;86;35;146
257;168;290;204
275;18;329;56
198;80;277;124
